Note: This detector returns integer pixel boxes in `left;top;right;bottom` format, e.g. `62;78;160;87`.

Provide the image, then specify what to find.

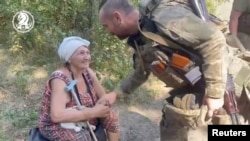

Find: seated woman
38;36;120;141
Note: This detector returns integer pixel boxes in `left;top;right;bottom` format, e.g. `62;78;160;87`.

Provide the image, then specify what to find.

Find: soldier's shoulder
138;0;151;15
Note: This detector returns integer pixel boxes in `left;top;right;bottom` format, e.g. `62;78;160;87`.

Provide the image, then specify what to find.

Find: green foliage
3;107;38;129
1;0;97;65
0;104;38;141
0;129;7;141
207;0;228;14
15;71;29;96
91;26;132;87
0;0;132;81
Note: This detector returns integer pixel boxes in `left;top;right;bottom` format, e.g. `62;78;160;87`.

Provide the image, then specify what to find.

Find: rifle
223;74;241;125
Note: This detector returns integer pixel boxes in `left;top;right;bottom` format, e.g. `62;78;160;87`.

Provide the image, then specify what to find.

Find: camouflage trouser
238;32;250;50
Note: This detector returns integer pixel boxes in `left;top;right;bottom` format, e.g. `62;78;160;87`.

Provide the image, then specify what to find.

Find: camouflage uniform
114;0;250;141
232;0;250;49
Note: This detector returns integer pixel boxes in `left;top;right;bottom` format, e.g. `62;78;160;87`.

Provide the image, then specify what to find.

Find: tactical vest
127;33;199;88
132;0;207;87
131;0;241;89
127;14;204;88
238;13;250;34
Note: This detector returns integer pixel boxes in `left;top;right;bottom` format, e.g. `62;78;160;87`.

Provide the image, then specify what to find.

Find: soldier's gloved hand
204;96;224;119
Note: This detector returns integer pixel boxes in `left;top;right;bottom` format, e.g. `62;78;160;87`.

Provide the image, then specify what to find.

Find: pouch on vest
150;60;167;74
171;53;192;70
149;54;188;88
151;47;202;87
170;53;201;85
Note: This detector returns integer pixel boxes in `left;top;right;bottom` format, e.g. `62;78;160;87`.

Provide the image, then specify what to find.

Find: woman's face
69;46;91;70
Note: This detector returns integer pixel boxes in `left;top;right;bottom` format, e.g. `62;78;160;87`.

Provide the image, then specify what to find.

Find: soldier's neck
127;10;140;35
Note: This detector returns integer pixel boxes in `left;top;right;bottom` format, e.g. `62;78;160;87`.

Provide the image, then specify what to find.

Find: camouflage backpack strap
140;0;190;17
137;18;202;65
140;0;162;17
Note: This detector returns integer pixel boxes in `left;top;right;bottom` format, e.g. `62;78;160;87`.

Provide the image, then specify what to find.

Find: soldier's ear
113;11;122;24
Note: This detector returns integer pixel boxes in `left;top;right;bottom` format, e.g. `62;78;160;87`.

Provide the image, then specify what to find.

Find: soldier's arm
229;10;242;36
152;4;227;99
195;31;227;99
229;0;245;35
114;52;150;96
232;0;248;12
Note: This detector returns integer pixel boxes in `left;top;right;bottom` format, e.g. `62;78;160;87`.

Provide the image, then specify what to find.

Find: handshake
60;97;112;132
59;79;115;141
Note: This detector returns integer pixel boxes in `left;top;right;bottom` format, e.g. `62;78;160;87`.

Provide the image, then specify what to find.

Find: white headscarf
58;36;90;63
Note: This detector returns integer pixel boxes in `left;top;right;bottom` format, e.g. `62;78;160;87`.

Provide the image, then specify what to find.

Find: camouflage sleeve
232;0;248;12
151;2;227;98
114;52;150;96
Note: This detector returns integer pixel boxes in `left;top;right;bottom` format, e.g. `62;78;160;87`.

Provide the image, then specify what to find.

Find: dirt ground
116;97;163;141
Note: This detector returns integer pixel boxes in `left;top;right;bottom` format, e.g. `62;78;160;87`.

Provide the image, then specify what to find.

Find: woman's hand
93;103;111;118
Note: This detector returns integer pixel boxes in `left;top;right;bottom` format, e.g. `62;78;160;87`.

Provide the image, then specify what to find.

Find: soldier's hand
103;91;118;105
97;92;117;105
96;96;110;107
205;97;224;118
